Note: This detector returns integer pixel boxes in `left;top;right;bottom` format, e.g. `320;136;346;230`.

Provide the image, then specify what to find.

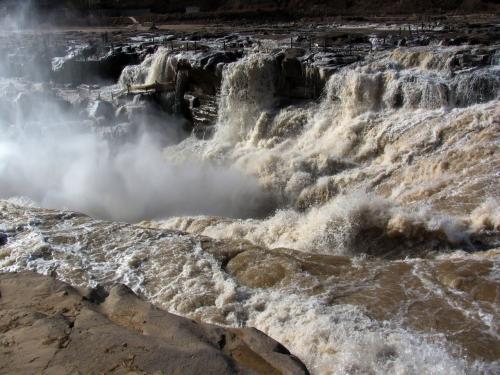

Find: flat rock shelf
0;271;309;375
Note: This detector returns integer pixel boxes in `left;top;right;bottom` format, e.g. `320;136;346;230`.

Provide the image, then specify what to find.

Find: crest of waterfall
145;47;177;85
118;53;154;87
208;46;499;151
319;54;499;118
389;47;460;71
214;54;277;144
166;44;500;255
118;47;178;87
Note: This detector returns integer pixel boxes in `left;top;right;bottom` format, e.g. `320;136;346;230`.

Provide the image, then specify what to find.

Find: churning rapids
0;27;499;375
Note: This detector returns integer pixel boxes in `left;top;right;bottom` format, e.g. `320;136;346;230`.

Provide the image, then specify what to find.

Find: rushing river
0;29;499;374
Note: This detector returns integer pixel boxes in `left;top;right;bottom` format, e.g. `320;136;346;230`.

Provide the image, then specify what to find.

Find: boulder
282;56;303;83
0;233;7;246
0;272;309;375
88;100;115;121
52;50;140;84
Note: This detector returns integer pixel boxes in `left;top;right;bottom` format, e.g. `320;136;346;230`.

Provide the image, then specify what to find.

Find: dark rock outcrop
52;50;141;84
0;272;309;375
0;233;7;246
88;99;116;120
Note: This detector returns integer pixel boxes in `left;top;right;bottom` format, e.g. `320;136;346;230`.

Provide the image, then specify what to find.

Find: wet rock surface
52;49;141;84
0;271;309;375
1;21;498;137
0;233;7;246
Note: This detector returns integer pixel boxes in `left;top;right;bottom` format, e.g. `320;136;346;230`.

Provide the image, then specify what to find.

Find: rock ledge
0;272;309;375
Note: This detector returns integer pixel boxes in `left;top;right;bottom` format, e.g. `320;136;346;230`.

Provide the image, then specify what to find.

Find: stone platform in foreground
0;272;309;375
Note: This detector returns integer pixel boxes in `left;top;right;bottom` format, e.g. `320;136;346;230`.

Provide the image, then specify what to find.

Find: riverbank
0;271;308;374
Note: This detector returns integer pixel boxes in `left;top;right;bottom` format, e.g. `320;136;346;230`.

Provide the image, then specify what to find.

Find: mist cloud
0;85;271;222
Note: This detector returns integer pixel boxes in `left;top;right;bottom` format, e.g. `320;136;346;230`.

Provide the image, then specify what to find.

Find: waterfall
214;54;277;144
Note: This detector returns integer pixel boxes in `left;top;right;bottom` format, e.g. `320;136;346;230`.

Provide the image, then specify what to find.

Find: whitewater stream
0;29;499;375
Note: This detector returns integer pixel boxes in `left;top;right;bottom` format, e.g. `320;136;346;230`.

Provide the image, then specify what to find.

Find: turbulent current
0;37;499;375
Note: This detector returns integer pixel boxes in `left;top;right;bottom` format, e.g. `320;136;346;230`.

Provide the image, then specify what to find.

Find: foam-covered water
160;46;499;257
0;201;498;374
1;41;499;374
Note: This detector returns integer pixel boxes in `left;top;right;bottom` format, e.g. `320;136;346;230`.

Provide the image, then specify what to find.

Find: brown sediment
206;242;500;362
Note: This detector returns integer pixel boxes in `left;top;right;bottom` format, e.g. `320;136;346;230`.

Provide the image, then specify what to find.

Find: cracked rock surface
0;272;309;375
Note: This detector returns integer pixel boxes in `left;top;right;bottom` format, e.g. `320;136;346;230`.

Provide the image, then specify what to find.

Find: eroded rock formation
0;271;309;375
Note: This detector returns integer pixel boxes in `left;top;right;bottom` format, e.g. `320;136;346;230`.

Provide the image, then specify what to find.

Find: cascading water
118;47;177;87
1;34;499;375
215;54;277;144
156;46;500;373
145;47;176;85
